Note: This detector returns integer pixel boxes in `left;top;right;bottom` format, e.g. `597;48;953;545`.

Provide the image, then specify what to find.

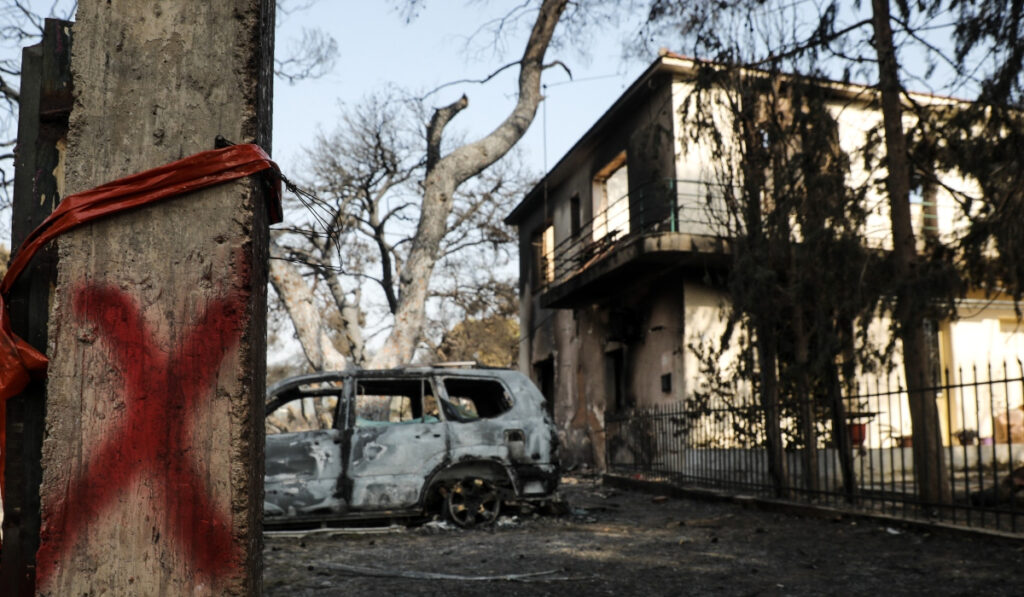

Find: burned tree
272;0;570;370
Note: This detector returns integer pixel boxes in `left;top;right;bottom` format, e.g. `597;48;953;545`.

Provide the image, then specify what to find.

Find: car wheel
446;477;501;527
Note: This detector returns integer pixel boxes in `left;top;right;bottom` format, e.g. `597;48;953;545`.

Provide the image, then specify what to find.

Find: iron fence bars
941;361;1024;532
605;361;1024;535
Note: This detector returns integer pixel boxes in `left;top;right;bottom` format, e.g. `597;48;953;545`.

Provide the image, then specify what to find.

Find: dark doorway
606;348;629;412
534;357;555;416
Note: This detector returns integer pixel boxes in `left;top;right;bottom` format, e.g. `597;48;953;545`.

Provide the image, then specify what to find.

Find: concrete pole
35;1;273;595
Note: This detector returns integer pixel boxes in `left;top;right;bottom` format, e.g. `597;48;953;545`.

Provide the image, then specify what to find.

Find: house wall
828;95;985;251
630;281;686;408
541;280;689;468
517;76;681;468
944;305;1024;441
516;58;1023;469
667;75;978;251
671;79;733;237
682;281;737;397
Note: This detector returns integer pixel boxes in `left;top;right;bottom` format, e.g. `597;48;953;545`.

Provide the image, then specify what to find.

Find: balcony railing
538;178;953;292
543;178;732;289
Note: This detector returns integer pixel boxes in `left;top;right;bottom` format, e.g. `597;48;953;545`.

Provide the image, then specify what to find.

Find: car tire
446;477;501;527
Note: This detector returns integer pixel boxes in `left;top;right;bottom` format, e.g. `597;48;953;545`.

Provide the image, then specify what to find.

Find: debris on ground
264;475;1024;596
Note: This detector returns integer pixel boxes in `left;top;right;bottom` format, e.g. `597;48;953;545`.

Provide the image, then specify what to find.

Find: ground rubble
264;475;1024;596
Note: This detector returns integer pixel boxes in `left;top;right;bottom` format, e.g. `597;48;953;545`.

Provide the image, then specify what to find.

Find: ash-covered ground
264;475;1023;596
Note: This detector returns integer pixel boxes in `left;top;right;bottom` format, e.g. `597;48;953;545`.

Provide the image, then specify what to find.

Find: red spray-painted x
35;281;246;588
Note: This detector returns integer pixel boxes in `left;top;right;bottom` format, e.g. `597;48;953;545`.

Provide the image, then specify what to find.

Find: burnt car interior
354;378;437;425
265;381;343;434
439;377;511;421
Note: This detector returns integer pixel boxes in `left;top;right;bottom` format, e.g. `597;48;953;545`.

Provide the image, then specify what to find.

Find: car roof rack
430;361;478;368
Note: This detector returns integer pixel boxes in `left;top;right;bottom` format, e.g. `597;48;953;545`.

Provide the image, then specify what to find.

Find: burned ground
263;475;1024;596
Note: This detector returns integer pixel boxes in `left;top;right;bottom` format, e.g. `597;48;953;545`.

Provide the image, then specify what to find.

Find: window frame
437;376;514;422
350;376;443;427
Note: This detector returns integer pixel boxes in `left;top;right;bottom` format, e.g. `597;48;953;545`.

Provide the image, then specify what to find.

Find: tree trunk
871;0;950;505
370;0;568;367
269;238;349;372
757;323;789;498
792;303;819;494
736;87;788;497
827;351;857;503
324;271;365;365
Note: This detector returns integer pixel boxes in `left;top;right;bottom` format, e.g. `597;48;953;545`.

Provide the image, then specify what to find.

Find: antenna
542;82;549;218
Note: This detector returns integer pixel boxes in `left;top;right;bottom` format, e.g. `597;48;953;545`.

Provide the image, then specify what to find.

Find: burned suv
264;366;559;527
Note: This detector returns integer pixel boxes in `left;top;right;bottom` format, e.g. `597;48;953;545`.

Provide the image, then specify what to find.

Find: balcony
534;174;959;309
538;179;732;308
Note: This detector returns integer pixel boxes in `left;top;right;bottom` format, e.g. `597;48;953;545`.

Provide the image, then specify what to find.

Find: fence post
34;1;274;594
1;19;72;597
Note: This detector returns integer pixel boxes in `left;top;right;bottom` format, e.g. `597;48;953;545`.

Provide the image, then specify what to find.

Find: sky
271;2;652;182
0;0;665;363
1;0;656;242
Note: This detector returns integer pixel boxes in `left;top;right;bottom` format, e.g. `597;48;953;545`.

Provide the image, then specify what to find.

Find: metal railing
605;360;1024;535
538;180;954;291
541;179;732;289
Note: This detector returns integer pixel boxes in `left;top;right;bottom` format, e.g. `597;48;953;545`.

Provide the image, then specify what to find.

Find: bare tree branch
418;61;522;102
426;94;468;171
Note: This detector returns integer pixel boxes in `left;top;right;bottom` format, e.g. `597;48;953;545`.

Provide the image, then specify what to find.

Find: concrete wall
517;76;680;468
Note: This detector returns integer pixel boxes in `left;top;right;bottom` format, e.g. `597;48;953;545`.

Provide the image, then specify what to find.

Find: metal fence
605;362;1024;534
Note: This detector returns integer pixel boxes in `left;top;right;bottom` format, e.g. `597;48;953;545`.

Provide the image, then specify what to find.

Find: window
570;194;581;238
354;378;440;426
593;152;630;242
265;381;343;435
440;378;512;421
531;223;555;288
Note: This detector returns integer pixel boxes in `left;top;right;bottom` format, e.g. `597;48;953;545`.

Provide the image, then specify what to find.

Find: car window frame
436;375;514;423
349;374;444;428
265;380;347;435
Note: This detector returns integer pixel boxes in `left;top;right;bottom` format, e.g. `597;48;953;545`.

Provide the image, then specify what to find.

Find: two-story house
505;51;1024;468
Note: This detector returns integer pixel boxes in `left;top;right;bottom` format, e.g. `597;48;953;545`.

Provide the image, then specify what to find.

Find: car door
346;375;449;511
438;375;519;462
264;379;348;520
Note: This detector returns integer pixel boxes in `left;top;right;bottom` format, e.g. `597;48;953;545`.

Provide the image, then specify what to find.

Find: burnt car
264;366;559;528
